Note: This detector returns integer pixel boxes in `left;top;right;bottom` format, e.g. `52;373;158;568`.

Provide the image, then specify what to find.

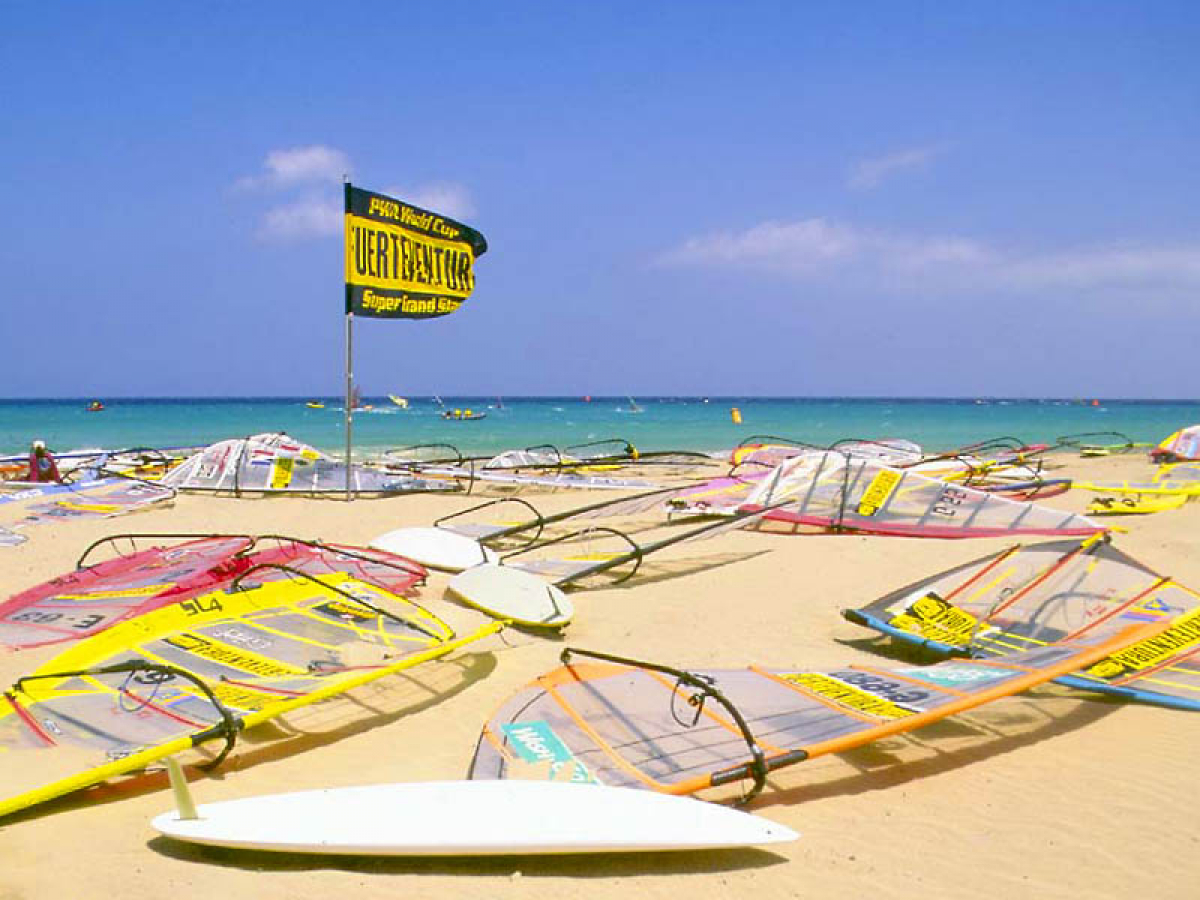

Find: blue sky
2;1;1198;398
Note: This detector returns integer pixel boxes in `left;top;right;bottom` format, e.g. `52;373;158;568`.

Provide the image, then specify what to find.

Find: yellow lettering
784;672;916;719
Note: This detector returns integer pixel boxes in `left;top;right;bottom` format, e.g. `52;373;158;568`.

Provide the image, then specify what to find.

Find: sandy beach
2;450;1198;900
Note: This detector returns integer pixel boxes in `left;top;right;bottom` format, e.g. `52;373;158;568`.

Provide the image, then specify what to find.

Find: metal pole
343;177;354;503
344;310;354;501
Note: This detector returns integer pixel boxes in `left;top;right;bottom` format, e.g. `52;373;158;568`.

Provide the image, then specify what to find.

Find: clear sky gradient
2;2;1198;398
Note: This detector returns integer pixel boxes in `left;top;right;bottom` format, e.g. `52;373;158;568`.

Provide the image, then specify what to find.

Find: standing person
27;440;62;483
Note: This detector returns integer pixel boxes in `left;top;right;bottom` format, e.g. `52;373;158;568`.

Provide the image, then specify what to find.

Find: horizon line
2;394;1197;404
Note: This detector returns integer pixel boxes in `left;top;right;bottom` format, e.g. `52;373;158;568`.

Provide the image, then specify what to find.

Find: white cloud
236;145;351;190
654;218;1200;297
847;143;950;191
655;217;990;277
1003;245;1200;289
258;195;342;239
656;219;859;272
384;182;477;220
235;144;479;239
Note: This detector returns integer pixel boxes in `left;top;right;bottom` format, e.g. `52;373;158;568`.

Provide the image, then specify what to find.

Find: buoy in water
731;407;742;424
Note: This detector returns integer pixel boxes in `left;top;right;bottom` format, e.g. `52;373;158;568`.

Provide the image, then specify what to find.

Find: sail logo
164;633;301;678
857;470;901;516
888;592;992;645
270;457;295;489
783;671;924;719
208;681;276;712
501;720;596;784
1083;606;1200;682
894;663;1007;688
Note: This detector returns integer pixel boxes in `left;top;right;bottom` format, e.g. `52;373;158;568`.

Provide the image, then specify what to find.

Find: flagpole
344;179;354;502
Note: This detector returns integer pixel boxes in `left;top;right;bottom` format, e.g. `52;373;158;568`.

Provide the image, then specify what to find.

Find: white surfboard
368;526;498;572
446;564;574;628
152;779;798;855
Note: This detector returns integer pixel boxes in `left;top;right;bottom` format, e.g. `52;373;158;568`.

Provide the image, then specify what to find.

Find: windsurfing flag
344;185;488;319
340;183;488;499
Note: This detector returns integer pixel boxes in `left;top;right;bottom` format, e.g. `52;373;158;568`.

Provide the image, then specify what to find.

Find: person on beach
26;440;62;483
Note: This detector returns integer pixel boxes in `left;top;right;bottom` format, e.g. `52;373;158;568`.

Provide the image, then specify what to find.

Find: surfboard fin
166;756;199;820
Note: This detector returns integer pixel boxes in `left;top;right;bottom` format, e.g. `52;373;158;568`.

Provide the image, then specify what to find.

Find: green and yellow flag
344;185;487;319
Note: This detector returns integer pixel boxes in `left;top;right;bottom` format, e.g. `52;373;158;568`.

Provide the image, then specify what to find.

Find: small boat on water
306;401;325;409
442;408;487;421
86;400;105;412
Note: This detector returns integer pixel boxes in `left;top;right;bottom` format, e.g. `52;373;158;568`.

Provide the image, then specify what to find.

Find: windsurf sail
734;452;1103;539
973;478;1072;501
384;443;468;469
930;456;1048;482
0;573;501;818
1070;477;1200;497
1088;494;1187;516
827;437;923;467
617;451;1100;539
947;436;1049;463
383;443;661;492
0;536;253;650
470;616;1176;800
730;435;822;469
662;471;771;517
386;441;705;494
483;445;570;471
1054;431;1148;455
96;446;191;481
1151;425;1200;462
730;436;924;470
470;468;662;492
483;442;643;472
563;438;638;464
495;502;788;588
161;433;456;496
843;535;1200;710
0;534;428;651
1154;463;1200;484
0;477;175;546
433;486;691;551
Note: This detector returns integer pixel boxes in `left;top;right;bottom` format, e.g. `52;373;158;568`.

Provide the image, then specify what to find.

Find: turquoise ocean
1;397;1197;461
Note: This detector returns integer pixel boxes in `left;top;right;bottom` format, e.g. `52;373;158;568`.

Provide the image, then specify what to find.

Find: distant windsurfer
27;440;62;483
